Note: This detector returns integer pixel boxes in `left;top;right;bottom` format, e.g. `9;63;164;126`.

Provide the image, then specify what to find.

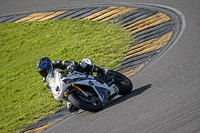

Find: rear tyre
68;91;103;112
113;71;133;95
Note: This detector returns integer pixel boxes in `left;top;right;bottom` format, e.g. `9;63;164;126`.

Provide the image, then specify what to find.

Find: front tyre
68;91;103;112
113;71;133;95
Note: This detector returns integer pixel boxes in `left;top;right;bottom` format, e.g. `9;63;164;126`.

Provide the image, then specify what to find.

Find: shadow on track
103;84;152;110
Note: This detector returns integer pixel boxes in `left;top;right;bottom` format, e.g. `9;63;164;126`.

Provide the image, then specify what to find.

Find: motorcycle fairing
62;77;94;85
46;69;119;103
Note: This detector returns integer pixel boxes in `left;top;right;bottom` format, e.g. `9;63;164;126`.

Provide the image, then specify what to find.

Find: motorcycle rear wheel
68;91;103;112
113;71;133;95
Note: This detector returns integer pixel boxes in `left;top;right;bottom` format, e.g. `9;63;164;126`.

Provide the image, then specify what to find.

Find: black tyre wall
114;71;133;95
68;92;103;112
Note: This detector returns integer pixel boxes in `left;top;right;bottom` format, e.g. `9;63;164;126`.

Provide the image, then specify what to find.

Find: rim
75;90;101;106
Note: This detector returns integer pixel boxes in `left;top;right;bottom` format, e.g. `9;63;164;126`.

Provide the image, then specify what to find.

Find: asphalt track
1;0;200;133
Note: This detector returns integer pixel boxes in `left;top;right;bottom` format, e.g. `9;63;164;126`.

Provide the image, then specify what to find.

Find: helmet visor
39;67;48;77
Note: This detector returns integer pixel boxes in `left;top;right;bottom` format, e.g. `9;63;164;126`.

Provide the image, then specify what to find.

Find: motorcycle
46;59;133;112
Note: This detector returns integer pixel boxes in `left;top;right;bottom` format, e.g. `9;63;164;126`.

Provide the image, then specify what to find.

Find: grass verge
0;18;135;133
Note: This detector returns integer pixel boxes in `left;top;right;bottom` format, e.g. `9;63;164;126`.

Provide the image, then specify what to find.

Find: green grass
0;18;135;133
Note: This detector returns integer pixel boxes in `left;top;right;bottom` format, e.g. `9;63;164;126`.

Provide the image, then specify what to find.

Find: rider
36;57;110;112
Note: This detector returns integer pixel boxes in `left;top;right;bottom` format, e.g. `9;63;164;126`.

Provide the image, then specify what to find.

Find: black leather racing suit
52;60;105;74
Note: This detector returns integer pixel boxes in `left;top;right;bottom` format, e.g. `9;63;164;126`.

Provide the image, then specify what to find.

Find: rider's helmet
36;57;53;77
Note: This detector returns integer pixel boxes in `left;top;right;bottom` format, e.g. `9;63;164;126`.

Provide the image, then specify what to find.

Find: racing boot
90;65;108;76
94;66;110;78
80;62;110;76
101;67;110;76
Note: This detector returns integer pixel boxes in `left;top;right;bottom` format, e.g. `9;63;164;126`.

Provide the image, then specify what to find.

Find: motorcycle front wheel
68;91;103;112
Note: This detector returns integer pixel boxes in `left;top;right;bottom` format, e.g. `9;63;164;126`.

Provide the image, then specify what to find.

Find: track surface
1;0;200;133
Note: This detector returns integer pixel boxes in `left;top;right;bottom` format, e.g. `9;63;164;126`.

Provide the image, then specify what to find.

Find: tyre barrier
0;3;185;133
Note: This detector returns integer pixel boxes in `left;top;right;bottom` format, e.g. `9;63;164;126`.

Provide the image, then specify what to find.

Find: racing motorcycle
46;59;133;112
